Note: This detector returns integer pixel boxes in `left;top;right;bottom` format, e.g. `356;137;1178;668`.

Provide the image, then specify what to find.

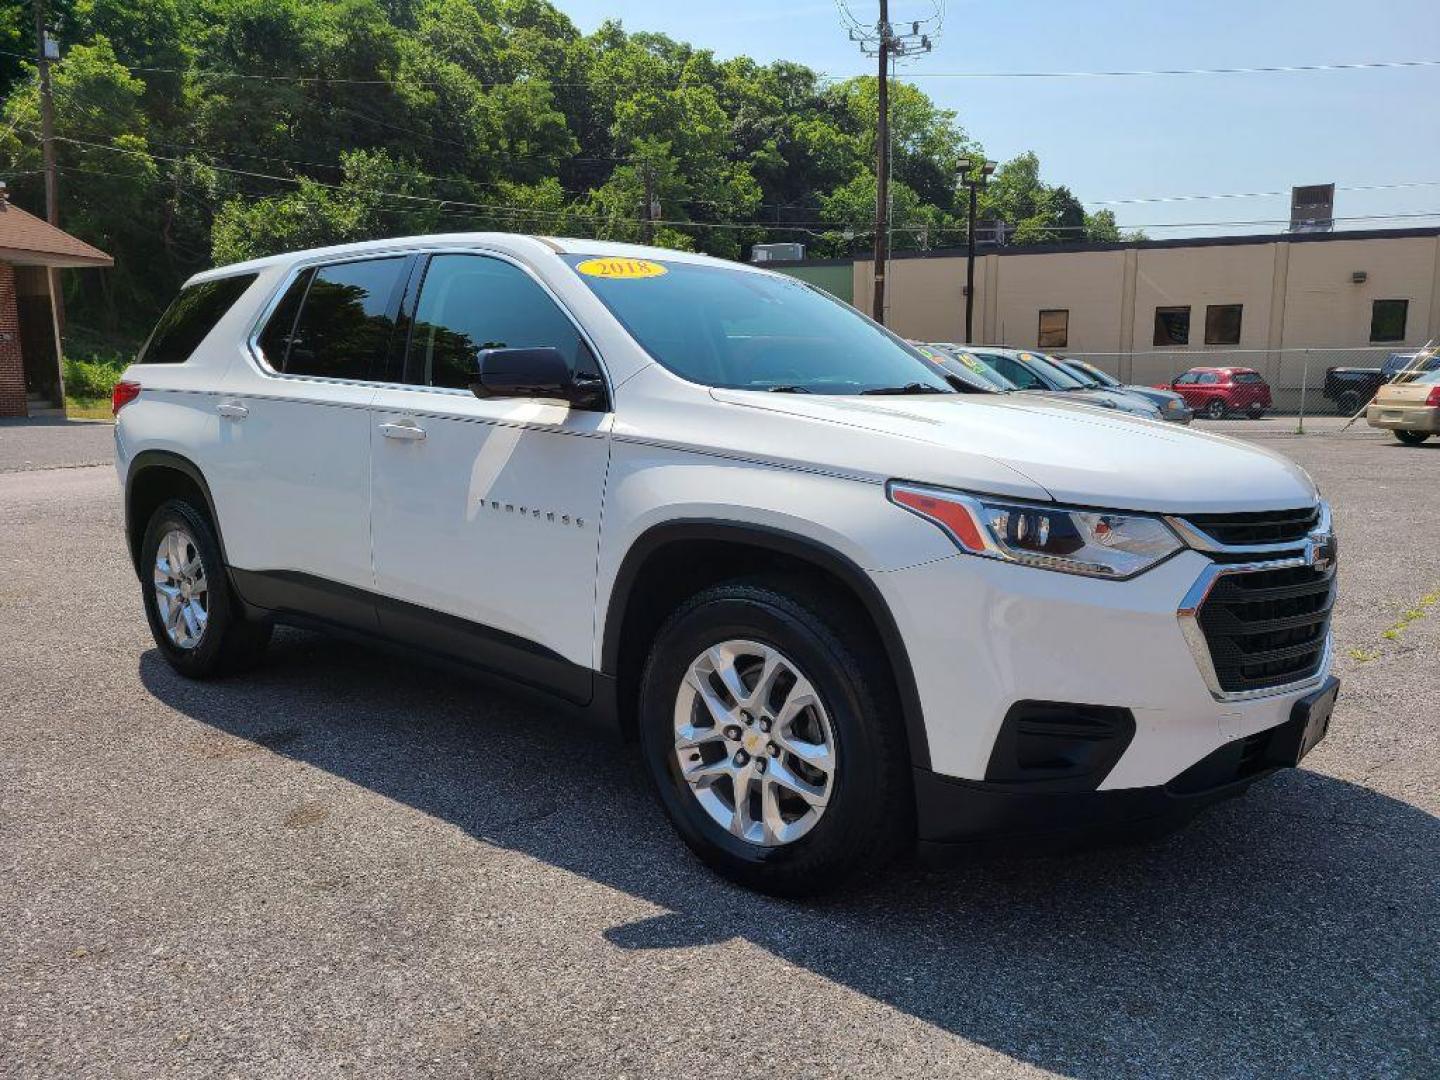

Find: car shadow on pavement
139;631;1437;1078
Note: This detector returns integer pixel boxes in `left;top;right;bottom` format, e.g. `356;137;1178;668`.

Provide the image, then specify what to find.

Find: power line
882;58;1440;80
1086;179;1440;207
7;46;1437;86
34;131;1440;237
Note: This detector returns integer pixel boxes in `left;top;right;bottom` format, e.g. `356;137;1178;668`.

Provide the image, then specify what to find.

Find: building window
1370;299;1408;343
1153;306;1191;346
1037;309;1068;349
1204;304;1243;345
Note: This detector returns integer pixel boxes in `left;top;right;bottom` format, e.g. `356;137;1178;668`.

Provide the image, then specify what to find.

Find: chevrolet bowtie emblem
1305;532;1338;571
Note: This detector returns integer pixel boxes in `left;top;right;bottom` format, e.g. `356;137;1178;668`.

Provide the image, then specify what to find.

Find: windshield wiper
767;385;812;393
860;383;952;396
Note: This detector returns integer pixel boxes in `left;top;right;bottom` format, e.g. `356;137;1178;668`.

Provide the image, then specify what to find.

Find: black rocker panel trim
602;519;931;771
229;568;593;705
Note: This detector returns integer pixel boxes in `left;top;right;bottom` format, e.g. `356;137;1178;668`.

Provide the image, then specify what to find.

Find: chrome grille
1181;506;1320;547
1194;563;1335;694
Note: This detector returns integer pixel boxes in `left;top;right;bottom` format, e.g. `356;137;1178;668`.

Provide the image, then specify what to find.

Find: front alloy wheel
673;640;837;847
638;580;910;896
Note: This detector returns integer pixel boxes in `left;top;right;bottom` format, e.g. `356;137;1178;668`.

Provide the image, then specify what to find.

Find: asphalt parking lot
1;419;1436;1078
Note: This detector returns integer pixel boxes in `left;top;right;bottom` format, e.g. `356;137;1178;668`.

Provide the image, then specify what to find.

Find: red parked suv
1162;367;1272;419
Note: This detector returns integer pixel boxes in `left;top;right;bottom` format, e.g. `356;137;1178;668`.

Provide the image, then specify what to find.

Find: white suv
114;235;1339;894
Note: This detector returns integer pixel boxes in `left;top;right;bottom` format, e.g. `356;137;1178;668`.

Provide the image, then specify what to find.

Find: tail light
111;380;141;415
1426;385;1440;407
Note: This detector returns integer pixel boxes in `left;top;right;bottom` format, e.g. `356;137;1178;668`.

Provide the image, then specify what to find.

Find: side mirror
471;347;575;403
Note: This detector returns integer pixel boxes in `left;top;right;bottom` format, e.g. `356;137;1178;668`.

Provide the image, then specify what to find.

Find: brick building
0;195;113;418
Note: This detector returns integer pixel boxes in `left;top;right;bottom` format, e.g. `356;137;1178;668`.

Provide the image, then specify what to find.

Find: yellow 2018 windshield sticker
576;257;668;279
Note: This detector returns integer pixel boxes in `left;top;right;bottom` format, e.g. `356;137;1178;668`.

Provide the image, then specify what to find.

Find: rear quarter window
137;274;258;365
1232;372;1264;383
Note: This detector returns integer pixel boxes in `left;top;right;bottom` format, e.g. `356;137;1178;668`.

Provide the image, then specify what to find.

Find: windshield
1018;351;1091;389
563;255;952;394
927;345;1018;391
972;349;1089;391
1068;360;1120;387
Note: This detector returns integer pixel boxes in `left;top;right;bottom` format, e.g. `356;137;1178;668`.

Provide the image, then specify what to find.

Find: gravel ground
1;421;1435;1079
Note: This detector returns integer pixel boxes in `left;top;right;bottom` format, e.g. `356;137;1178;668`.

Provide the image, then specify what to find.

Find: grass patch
1381;591;1437;641
1346;589;1437;662
64;396;113;421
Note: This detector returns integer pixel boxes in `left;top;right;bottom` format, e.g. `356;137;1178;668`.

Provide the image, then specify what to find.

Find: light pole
958;158;996;342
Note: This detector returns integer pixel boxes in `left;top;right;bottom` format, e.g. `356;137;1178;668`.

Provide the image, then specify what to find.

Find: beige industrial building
837;226;1440;387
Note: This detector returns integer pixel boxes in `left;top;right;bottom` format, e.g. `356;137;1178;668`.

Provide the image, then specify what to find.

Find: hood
707;388;1317;514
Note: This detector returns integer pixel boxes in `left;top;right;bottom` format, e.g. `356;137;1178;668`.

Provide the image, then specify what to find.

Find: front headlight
888;483;1183;579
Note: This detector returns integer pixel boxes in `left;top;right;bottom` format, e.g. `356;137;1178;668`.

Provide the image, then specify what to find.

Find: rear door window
138;274;258;365
274;258;409;381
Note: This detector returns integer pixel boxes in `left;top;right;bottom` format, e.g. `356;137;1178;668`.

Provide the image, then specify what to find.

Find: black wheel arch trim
602;519;932;771
124;450;227;574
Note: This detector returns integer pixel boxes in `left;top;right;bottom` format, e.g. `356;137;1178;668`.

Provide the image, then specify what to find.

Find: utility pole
33;0;59;227
34;0;67;364
845;4;933;325
640;161;656;245
870;3;889;323
958;158;996;342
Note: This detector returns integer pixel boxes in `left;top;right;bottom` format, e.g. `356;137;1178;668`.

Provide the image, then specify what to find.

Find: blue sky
557;0;1440;237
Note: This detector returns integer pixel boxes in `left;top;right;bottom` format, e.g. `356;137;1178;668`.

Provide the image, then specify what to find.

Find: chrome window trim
241;244;614;402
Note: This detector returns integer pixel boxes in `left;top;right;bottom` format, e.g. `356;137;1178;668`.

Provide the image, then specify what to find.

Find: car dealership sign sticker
576;257;668;279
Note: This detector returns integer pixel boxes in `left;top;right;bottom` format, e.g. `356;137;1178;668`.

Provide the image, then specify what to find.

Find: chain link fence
1063;345;1438;430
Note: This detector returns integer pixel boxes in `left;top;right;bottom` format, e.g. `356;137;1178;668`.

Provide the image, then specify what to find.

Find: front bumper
1161;402;1194;424
913;676;1337;847
875;546;1333;788
1366;403;1440;432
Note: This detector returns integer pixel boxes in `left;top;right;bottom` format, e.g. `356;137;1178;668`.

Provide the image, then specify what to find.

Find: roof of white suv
188;233;766;286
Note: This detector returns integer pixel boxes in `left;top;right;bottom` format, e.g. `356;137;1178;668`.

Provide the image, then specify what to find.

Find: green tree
0;0;1101;340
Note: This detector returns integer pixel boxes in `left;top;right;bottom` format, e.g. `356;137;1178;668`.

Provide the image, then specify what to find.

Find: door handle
217;401;248;420
379;421;426;441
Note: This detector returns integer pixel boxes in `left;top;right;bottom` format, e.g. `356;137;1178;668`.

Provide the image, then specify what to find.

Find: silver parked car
1055;357;1194;424
931;345;1165;420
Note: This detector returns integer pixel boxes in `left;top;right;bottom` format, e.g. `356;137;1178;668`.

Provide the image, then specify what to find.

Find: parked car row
911;342;1198;423
915;343;1436;446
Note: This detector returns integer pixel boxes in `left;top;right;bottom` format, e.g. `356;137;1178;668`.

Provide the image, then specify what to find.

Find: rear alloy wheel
1395;429;1431;445
1203;398;1227;420
141;498;271;678
638;580;910;895
153;527;210;649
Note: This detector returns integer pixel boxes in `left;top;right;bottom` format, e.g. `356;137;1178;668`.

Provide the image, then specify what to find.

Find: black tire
1247;405;1265;419
1203;398;1227;420
637;579;911;896
1395;429;1431;445
1337;391;1361;416
140;498;271;678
